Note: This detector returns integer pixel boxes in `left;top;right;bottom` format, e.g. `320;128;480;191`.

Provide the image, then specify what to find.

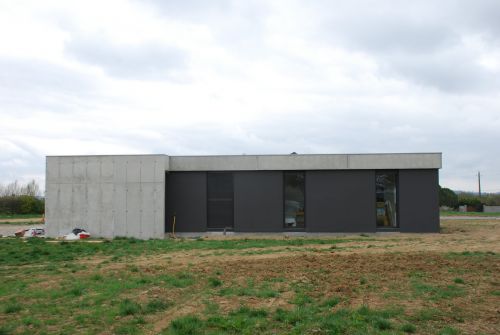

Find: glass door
376;171;398;228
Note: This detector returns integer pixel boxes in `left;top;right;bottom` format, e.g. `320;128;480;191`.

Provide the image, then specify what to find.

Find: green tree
439;186;458;208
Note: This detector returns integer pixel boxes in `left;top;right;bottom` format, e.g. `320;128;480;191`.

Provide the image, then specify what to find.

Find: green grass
411;280;466;300
218;277;280;299
119;299;142;316
208;277;222;287
401;323;417;333
144;299;173;313
440;211;500;217
0;234;495;334
439;326;460;335
0;213;43;220
0;236;367;266
3;301;22;314
162;304;404;335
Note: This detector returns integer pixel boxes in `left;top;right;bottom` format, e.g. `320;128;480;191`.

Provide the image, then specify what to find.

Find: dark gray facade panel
234;171;284;232
398;169;440;232
165;172;207;232
305;170;376;232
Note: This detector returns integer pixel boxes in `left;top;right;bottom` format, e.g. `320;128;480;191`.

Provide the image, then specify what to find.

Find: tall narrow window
376;171;398;228
284;172;305;229
207;172;234;229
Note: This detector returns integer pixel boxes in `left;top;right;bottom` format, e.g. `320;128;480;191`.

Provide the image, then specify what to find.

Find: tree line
439;185;500;210
0;180;44;215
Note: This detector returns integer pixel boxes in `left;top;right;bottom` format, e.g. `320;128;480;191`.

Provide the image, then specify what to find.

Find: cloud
65;34;188;81
0;0;499;193
307;1;500;93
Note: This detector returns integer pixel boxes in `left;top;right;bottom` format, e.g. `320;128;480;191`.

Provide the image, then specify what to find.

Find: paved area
441;216;500;220
0;224;45;237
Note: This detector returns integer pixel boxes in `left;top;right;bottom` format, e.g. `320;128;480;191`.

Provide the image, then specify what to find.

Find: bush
439;186;458;208
0;195;44;215
458;196;483;211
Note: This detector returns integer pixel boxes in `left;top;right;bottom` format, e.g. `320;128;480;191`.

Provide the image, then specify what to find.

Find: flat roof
168;153;442;171
47;153;442;170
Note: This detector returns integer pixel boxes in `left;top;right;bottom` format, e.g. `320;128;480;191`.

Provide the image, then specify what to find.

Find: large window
207;172;234;229
376;171;398;228
284;172;305;229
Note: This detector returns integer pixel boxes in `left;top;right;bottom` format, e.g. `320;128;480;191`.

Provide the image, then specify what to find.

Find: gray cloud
312;1;500;93
65;35;188;81
0;57;95;114
139;0;272;59
1;0;499;192
382;51;500;93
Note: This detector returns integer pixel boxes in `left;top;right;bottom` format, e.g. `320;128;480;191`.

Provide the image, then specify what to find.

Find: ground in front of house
0;218;499;335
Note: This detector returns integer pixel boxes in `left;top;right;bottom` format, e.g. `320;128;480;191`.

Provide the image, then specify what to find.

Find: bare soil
129;219;499;334
2;218;499;335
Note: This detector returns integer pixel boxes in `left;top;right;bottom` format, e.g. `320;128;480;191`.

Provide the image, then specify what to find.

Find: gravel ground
0;224;45;237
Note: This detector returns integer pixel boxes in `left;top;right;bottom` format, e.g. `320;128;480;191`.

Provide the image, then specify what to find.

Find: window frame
375;170;399;229
206;171;234;230
283;171;306;230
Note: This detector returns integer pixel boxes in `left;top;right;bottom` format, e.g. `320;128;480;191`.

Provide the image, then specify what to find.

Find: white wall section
45;155;166;239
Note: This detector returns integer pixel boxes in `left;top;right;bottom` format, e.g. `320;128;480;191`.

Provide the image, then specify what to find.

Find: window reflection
376;172;398;228
284;172;305;229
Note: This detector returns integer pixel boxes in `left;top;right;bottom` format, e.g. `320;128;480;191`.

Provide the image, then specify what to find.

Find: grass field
0;219;499;335
0;214;43;220
0;214;43;226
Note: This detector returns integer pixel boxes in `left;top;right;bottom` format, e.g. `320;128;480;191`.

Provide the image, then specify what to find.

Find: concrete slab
113;156;127;183
59;158;73;183
169;153;442;171
126;159;141;183
113;184;127;236
126;183;142;238
73;157;87;183
46;157;59;183
87;156;101;181
46;155;166;239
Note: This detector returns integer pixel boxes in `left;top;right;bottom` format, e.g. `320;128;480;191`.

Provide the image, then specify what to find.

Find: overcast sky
1;0;499;192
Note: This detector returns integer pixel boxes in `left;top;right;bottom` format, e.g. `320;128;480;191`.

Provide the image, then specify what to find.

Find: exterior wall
165;172;207;232
46;154;441;237
45;155;166;239
484;206;500;213
234;171;283;232
398;169;440;232
305;170;376;232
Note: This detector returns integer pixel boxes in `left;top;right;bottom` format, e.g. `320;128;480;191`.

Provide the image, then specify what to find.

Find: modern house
45;153;441;239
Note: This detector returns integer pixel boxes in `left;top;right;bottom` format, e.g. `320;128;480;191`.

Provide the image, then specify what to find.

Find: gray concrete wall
399;169;440;232
234;171;283;232
305;170;376;232
165;172;207;233
169;153;442;171
484;206;500;213
45;155;166;239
